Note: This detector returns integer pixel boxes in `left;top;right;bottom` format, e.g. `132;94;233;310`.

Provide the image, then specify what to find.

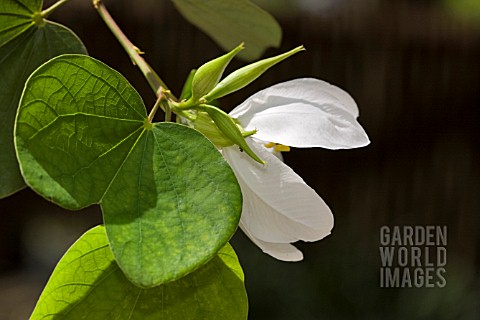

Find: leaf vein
99;128;147;203
56;59;146;119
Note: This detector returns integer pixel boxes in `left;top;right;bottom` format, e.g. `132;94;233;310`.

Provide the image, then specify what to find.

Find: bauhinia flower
222;78;370;261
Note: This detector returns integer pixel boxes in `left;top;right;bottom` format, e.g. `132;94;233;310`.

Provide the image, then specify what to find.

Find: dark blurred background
1;0;479;319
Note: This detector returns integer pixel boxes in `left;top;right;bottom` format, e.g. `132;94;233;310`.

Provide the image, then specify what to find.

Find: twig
93;0;169;95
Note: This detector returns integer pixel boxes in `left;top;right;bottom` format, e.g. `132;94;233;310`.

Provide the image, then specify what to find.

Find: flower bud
194;111;234;147
204;46;305;102
200;105;264;164
190;43;244;101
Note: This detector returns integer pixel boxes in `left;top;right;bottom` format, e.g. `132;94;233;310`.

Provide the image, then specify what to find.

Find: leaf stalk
41;0;71;18
148;91;166;123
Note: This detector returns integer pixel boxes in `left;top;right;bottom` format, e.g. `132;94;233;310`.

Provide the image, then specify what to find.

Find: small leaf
179;69;196;101
0;1;87;199
15;54;242;287
172;0;282;61
30;226;249;320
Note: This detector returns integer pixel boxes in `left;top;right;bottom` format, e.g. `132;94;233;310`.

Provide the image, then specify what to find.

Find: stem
163;101;172;122
148;92;165;123
42;0;71;18
93;0;169;94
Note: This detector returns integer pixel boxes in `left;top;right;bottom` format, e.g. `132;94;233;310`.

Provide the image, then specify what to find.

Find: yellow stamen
275;144;290;152
264;142;291;153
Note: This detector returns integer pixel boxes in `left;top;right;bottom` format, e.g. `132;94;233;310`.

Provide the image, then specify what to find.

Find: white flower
223;78;370;261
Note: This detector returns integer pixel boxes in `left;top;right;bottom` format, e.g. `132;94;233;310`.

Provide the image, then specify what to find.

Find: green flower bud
190;43;244;101
200;105;264;164
204;46;305;102
194;111;234;147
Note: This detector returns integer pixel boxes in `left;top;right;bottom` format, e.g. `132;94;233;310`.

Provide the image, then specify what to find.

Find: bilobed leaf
0;0;40;47
0;1;86;198
172;0;282;61
15;54;242;287
30;226;248;320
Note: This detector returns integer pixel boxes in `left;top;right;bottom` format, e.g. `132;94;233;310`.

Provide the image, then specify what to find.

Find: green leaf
15;54;242;287
0;0;40;47
172;0;282;61
180;69;196;101
30;226;249;320
0;1;87;199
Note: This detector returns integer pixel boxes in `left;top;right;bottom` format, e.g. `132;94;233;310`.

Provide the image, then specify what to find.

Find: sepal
200;104;264;164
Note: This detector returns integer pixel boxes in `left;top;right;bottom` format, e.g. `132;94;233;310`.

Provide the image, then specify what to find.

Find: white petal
239;221;304;262
231;78;359;118
224;139;334;243
230;78;370;149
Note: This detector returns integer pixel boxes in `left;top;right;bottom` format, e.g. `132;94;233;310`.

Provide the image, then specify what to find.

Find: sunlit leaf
172;0;282;61
30;226;249;320
444;0;480;22
0;0;86;198
15;54;242;287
